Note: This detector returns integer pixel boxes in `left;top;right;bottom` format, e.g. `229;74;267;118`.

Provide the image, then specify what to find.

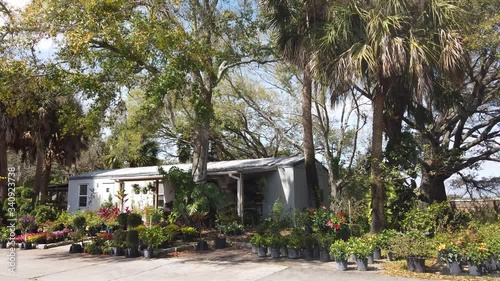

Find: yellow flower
438;244;446;251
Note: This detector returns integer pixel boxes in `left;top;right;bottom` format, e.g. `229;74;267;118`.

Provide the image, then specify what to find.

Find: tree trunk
32;139;45;206
302;63;319;208
0;137;8;203
39;151;52;204
420;170;448;203
370;88;385;233
192;99;211;184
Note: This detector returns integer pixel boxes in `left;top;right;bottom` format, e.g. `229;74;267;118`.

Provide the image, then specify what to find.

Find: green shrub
139;225;166;249
180;226;199;240
117;213;128;229
33;205;58;225
126;230;139;248
267;235;285;248
347;237;373;259
112;229;127;247
287;230;305;250
250;234;268;248
164;224;180;241
127;213;143;228
330;239;349;261
388;232;431;259
72;215;86;231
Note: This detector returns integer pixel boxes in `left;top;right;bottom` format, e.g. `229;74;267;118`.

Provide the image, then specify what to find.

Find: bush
388;232;431;259
330;240;349;261
72;215;86;231
164;224;180;242
139;225;166;249
117;213;128;229
267;235;285;248
126;230;139;248
127;213;143;228
465;242;491;265
33;205;58;225
250;234;268;248
287;230;305;250
347;237;373;259
112;229;127;247
180;226;199;241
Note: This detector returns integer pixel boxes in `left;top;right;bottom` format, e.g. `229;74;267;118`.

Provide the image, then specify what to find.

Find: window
158;195;165;208
79;184;88;207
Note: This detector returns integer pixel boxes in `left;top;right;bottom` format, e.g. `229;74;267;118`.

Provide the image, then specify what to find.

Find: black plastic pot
287;248;300;259
69;243;83;253
319;250;331;262
270;248;281;258
407;256;425;273
111;246;125;256
214;237;226;249
126;247;140;258
257;247;267;257
196;240;209;251
143;248;154;259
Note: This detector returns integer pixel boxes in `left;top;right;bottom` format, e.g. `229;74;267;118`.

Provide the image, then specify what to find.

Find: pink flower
321;206;327;210
326;221;333;228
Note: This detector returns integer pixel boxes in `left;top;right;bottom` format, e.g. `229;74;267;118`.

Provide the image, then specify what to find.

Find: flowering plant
438;239;466;263
465;242;491;265
19;214;36;233
328;211;347;230
25;233;45;243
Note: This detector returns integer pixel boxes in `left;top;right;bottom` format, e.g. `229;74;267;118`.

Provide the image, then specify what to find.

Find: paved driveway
1;246;427;281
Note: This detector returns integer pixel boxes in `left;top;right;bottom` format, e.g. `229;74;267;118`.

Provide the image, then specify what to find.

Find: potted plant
380;229;400;261
251;234;269;258
268;235;284;258
302;233;317;260
287;230;305;259
465;242;491;276
132;184;141;194
364;233;383;260
485;235;500;272
437;239;466;275
125;229;140;258
389;232;430;273
249;234;260;254
139;225;166;259
69;215;86;253
330;239;349;271
280;236;289;257
315;233;334;262
18;214;36;250
111;229;126;256
347;237;373;271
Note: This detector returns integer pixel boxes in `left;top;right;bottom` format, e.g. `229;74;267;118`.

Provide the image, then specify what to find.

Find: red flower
337;212;343;218
334;223;340;230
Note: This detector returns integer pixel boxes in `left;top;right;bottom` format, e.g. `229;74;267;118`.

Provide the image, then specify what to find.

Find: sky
3;0;499;198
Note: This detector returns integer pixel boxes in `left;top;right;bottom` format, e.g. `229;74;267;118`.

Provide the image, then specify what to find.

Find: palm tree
321;0;467;232
262;0;328;208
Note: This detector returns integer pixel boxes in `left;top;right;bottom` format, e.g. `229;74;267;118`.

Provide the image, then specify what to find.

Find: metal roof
70;155;306;181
